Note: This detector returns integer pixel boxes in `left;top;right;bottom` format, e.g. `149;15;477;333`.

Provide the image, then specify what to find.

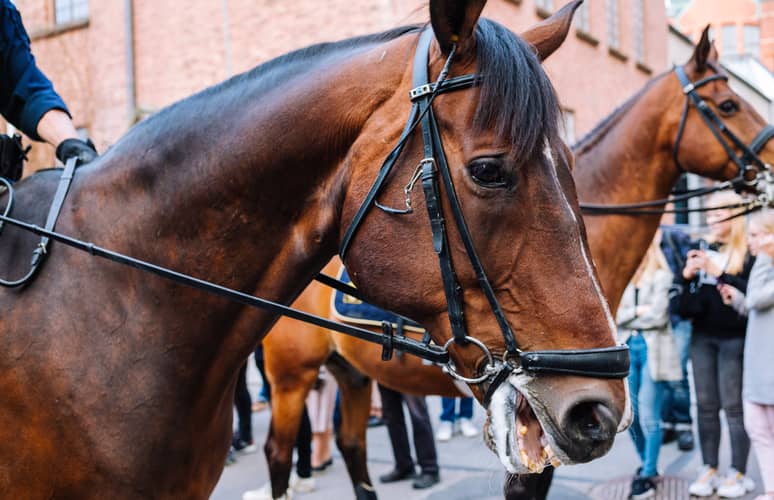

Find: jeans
440;397;473;422
661;320;693;428
691;335;749;472
627;334;666;478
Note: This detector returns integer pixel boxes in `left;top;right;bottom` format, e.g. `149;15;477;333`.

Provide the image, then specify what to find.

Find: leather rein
0;30;630;406
580;65;774;219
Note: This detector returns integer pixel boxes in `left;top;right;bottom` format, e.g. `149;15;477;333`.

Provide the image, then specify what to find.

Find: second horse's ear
429;0;487;55
520;0;584;61
686;25;718;73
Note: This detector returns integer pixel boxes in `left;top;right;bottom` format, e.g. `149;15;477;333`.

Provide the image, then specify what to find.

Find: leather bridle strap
750;124;774;156
673;66;770;183
0;157;78;287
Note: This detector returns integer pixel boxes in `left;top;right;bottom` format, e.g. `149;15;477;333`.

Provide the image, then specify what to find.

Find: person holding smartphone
679;192;756;498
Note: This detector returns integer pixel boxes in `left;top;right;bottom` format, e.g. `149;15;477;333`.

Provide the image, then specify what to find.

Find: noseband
340;29;629;404
673;65;774;205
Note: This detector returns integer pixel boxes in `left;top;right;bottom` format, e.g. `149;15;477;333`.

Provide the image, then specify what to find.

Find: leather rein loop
0;157;78;287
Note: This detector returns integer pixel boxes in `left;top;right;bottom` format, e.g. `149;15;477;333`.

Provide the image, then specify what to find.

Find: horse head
340;0;628;474
670;26;773;193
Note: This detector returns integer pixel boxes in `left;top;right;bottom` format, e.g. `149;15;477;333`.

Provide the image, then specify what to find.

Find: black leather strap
1;157;78;287
674;66;770;181
749;124;774;155
520;345;630;379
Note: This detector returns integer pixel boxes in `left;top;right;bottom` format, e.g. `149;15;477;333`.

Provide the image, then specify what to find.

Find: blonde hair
750;209;774;235
706;191;748;274
634;231;670;285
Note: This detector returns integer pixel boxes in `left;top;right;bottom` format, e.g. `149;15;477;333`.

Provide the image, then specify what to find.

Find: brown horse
0;1;626;498
259;25;774;500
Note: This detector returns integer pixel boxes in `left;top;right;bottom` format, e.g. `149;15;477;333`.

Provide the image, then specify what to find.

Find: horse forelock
473;19;562;166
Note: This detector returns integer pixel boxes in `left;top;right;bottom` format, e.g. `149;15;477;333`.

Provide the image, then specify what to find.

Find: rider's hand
55;138;98;166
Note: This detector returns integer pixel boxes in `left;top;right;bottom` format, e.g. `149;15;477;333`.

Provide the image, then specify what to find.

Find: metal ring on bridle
441;335;500;384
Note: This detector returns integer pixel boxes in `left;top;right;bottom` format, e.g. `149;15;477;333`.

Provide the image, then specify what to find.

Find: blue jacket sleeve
1;1;70;141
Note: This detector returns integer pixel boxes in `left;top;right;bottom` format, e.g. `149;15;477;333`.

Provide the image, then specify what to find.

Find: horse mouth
483;378;563;474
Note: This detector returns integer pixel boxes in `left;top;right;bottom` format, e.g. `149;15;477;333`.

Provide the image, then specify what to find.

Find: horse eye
718;99;739;115
468;159;508;188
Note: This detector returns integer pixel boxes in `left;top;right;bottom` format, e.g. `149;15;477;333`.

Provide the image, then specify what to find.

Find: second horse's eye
468;159;508;188
718;99;739;115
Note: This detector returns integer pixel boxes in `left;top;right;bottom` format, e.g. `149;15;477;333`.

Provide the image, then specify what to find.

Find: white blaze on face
542;140;632;428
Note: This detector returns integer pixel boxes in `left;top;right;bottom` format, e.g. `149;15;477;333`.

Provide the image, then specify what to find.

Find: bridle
673;64;773;208
0;28;630;409
673;65;773;185
580;64;774;218
340;28;629;406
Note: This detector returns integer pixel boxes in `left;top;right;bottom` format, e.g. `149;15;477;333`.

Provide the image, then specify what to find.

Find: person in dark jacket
679;192;756;498
0;0;96;179
659;224;695;451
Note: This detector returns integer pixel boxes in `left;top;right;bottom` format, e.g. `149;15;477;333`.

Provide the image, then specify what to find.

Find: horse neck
573;75;681;311
69;40;411;362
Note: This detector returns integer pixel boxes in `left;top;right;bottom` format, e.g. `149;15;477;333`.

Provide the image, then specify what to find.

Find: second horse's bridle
673;64;774;205
340;28;629;405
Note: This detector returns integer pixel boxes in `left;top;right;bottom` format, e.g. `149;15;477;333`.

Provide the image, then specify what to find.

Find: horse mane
122;19;560;166
572;71;670;155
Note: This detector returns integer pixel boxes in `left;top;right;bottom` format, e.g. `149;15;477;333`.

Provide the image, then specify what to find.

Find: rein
579;65;774;218
0;29;630;404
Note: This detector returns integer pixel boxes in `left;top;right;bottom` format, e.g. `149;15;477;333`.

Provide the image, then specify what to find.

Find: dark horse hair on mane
572;70;670;155
130;20;560;166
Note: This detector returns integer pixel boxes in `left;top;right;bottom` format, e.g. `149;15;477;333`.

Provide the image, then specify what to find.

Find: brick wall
762;0;774;72
7;0;667;171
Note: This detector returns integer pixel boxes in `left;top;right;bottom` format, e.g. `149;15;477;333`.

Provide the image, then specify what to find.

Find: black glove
0;133;29;181
55;138;98;166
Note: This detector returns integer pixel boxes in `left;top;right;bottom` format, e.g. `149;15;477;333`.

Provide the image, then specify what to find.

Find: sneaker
290;473;315;493
677;430;695;451
629;475;656;499
225;447;237;466
233;437;258;454
689;465;718;497
242;483;290;500
661;428;677;445
436;421;453;441
367;416;385;428
717;468;755;498
459;418;479;438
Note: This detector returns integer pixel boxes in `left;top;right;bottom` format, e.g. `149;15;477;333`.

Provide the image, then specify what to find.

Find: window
561;110;575;145
633;0;645;63
535;0;553;11
607;0;620;49
55;0;89;25
576;0;590;33
744;25;760;58
721;24;737;56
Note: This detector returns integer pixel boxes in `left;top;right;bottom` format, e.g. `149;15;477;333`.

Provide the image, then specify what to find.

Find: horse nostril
566;400;617;445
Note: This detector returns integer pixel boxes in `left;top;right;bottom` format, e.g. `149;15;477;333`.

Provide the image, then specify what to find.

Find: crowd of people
620;193;774;500
228;349;480;499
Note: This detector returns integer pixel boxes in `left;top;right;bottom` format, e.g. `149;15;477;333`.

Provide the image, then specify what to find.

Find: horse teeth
544;445;562;467
520;450;530;467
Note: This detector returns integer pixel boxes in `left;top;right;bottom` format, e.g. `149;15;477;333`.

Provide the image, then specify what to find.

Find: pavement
211;363;764;500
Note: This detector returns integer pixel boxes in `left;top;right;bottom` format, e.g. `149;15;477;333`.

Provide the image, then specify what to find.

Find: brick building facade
673;0;774;73
8;0;666;171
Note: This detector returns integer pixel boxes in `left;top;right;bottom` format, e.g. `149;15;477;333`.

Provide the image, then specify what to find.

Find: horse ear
429;0;487;55
520;0;584;61
687;25;717;72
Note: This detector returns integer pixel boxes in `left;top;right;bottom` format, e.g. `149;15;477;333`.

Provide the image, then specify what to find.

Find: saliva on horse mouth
484;382;561;474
